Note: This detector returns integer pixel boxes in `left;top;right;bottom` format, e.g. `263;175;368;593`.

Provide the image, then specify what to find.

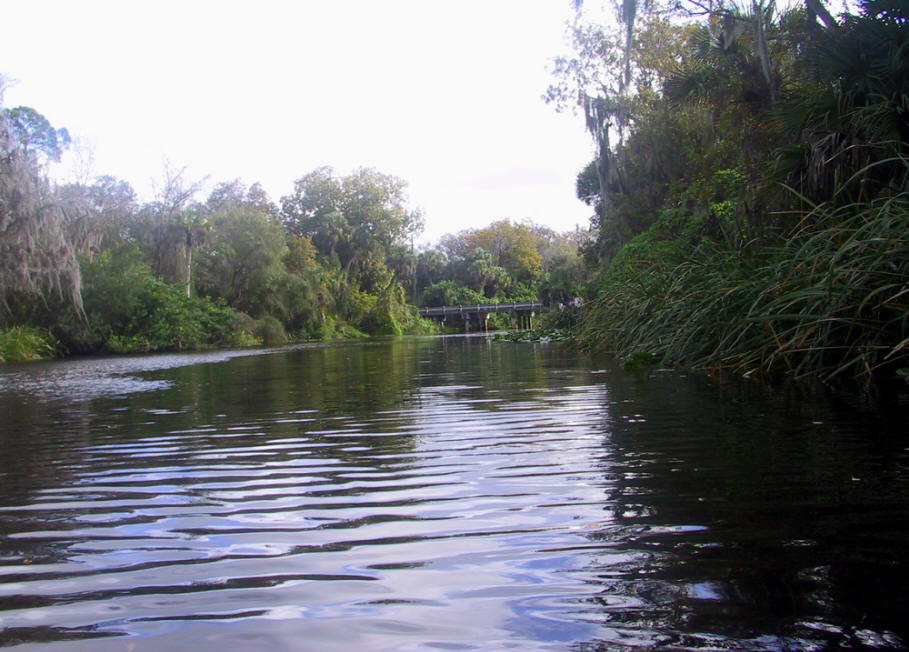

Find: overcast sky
1;0;596;244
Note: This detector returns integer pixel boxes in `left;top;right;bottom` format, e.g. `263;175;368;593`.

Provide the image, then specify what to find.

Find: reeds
579;190;909;382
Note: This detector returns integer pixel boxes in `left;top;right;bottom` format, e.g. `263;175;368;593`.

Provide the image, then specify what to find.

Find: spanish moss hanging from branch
0;77;84;321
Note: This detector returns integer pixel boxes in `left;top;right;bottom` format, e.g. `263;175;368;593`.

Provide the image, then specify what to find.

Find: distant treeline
0;81;588;361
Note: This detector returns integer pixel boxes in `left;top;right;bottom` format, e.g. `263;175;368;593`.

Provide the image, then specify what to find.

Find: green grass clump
0;326;57;363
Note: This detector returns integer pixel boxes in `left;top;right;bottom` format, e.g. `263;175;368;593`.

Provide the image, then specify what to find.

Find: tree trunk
752;0;777;105
184;228;193;298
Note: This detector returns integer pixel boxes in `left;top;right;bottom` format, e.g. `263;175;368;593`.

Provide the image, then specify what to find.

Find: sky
0;0;597;245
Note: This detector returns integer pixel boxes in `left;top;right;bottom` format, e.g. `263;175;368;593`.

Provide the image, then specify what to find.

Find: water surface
0;336;907;650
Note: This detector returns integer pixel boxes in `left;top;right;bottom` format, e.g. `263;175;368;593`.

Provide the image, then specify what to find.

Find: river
0;335;907;650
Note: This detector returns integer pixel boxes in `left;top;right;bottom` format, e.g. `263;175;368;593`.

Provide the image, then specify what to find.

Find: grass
0;326;58;363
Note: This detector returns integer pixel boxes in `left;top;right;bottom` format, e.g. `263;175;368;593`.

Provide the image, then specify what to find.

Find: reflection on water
0;336;907;650
0;346;301;402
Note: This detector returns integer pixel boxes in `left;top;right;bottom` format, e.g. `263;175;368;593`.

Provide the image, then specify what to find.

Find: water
0;335;907;650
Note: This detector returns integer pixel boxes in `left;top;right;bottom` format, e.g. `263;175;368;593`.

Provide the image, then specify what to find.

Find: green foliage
359;294;402;336
551;0;909;384
227;312;262;347
495;327;573;343
195;207;288;316
0;98;83;319
3;80;585;356
776;0;909;205
1;105;71;161
623;351;654;371
255;315;287;346
538;259;585;304
486;312;515;331
506;283;539;303
542;305;582;330
280;167;423;294
271;267;330;338
421;281;486;307
579;189;909;382
435;220;547;296
314;317;368;340
0;326;57;362
403;316;443;335
284;234;318;273
78;244;243;353
358;280;440;336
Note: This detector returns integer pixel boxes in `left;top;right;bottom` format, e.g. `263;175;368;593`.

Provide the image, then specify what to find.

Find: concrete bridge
418;301;546;332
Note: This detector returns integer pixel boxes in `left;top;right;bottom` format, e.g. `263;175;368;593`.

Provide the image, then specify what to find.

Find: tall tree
131;164;205;297
547;12;687;255
280;167;423;292
57;175;137;259
195;204;287;316
0;82;82;319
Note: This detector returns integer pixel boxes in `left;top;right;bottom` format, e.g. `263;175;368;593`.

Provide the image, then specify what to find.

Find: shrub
255;315;287;346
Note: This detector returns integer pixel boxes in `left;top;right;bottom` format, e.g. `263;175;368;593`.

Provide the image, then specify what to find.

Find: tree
415;248;447;299
195;206;288;317
777;0;909;204
1;105;71;162
78;242;238;353
131;164;205;297
204;179;277;219
0;82;82;320
547;13;690;255
280;167;423;293
438;219;544;287
284;234;318;274
57;175;137;259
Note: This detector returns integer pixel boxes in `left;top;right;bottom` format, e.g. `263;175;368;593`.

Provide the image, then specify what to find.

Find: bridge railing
418;302;545;317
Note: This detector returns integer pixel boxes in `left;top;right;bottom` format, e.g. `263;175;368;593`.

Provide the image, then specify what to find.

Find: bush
226;312;261;347
255;315;287;346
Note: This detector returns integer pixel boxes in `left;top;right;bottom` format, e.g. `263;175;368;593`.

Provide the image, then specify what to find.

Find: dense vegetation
548;0;908;383
0;78;587;361
3;0;906;386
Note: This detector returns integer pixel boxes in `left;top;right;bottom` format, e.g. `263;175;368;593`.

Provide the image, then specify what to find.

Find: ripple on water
0;338;907;651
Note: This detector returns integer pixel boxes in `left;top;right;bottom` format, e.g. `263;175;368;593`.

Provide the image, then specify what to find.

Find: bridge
418;301;547;332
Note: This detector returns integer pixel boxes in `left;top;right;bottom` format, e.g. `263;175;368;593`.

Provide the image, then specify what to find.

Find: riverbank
0;314;440;364
574;191;909;386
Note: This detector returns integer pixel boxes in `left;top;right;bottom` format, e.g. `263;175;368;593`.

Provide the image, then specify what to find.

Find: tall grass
0;326;57;363
579;190;909;382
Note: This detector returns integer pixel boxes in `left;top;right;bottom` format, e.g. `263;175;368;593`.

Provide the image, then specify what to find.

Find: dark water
0;336;907;651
